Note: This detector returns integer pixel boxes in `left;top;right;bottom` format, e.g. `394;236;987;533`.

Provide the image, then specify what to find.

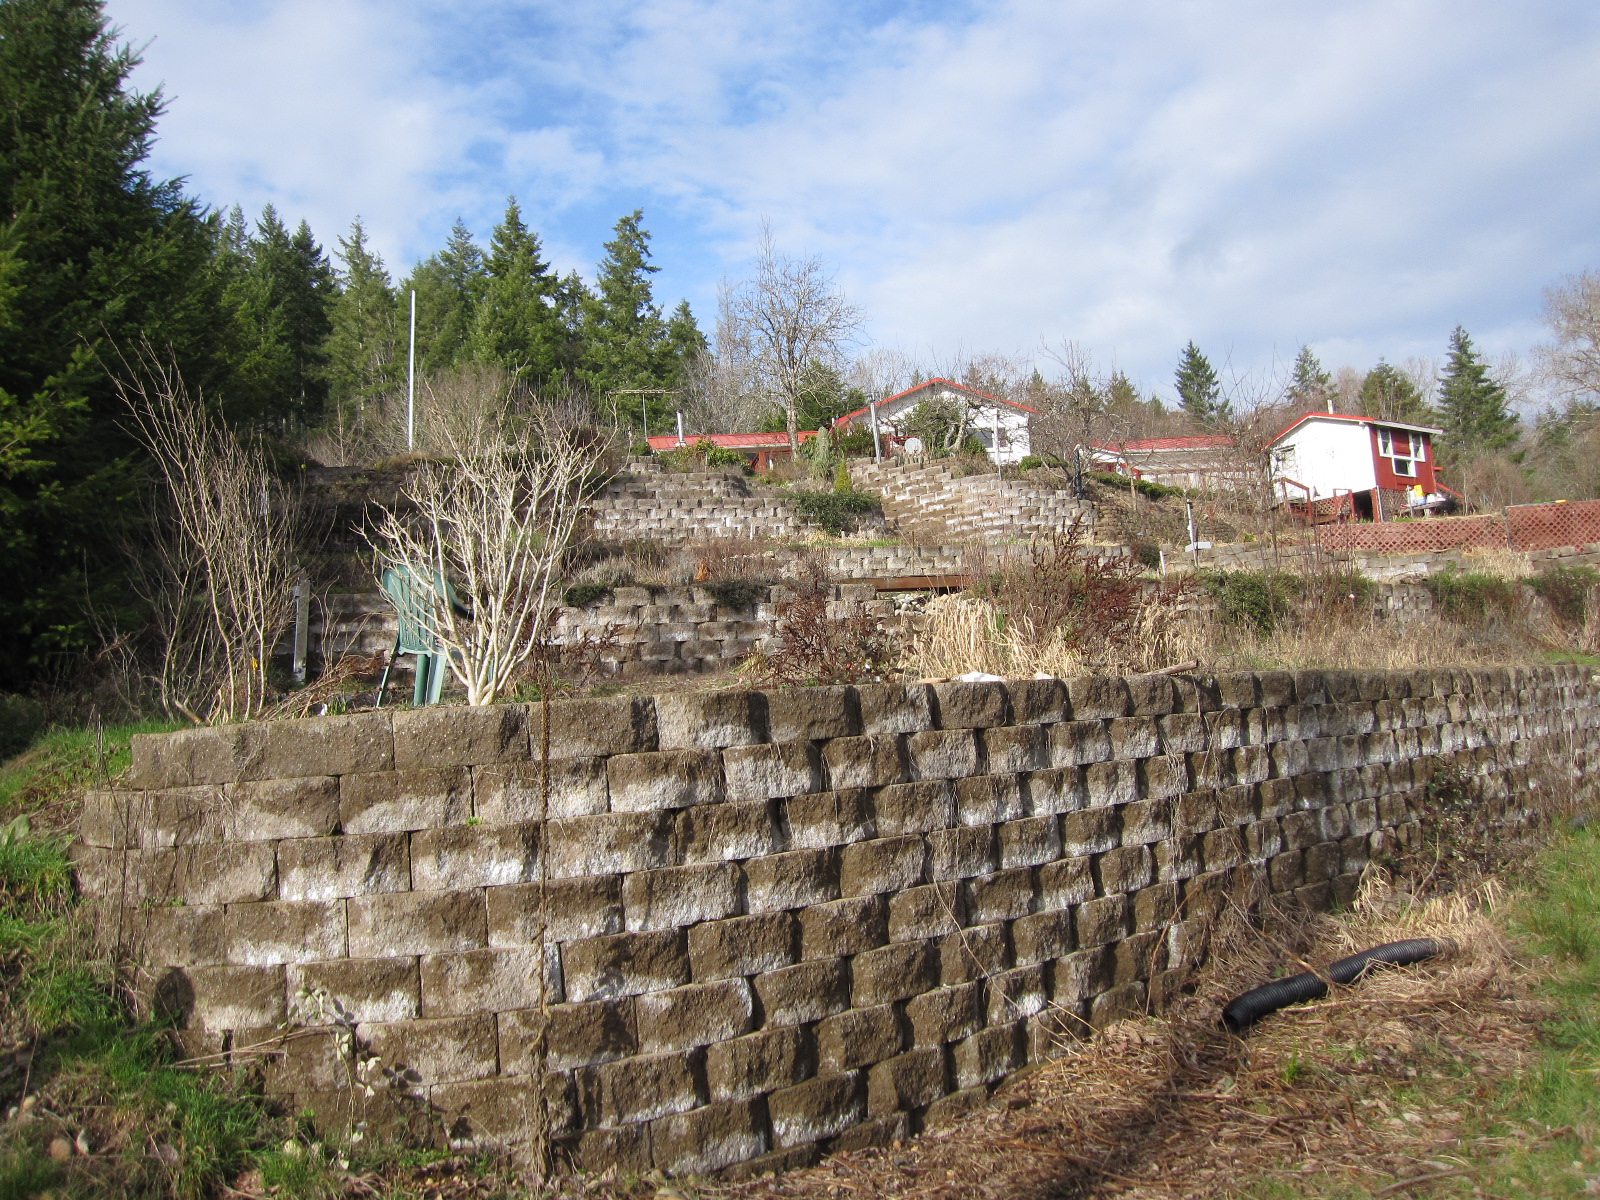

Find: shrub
833;426;875;458
562;582;613;608
746;576;898;685
788;487;880;535
1529;565;1600;625
1423;567;1519;619
1089;470;1185;501
657;438;746;472
1201;570;1304;635
706;579;767;611
1131;540;1162;571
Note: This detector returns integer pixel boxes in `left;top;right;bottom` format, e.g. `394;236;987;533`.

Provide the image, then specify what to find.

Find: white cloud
106;0;1600;394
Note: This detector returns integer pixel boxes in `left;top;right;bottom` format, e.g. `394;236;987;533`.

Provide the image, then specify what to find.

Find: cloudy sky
107;0;1600;400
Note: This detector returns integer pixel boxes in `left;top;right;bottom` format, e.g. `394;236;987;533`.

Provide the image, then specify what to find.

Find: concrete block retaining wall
74;667;1598;1178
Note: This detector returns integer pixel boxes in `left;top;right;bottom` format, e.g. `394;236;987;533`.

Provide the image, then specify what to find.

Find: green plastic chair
377;567;461;706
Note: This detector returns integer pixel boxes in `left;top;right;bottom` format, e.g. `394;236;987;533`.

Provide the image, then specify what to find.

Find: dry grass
1459;547;1537;580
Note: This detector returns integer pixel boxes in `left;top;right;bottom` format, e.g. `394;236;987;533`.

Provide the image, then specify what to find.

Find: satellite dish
904;437;924;455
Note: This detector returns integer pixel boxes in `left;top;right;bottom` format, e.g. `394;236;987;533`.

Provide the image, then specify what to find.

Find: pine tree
219;206;334;425
1174;342;1230;426
1438;326;1518;452
662;299;708;389
1359;361;1433;425
583;210;671;428
469;197;571;388
324;217;400;423
405;218;487;376
0;0;226;685
1286;345;1333;410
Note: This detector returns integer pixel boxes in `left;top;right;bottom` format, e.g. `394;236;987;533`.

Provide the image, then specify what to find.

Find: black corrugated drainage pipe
1221;939;1449;1034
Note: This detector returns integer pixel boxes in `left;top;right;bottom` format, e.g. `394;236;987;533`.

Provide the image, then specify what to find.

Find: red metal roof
1267;411;1444;447
1090;435;1235;453
835;378;1039;426
646;431;818;450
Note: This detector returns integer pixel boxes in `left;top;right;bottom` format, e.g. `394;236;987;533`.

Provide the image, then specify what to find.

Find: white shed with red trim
835;378;1036;466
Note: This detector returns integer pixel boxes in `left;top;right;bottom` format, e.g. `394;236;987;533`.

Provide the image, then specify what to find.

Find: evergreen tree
1438;326;1518;452
324;217;400;423
1174;342;1230;425
1106;370;1141;414
1359;361;1433;425
0;0;226;685
1286;345;1333;410
405;218;487;376
663;299;708;389
469;197;571;388
582;210;671;427
219;206;334;425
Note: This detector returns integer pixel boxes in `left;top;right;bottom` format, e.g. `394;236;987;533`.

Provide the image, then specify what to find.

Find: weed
705;579;767;612
562;582;614;608
1423;565;1520;619
1200;570;1303;636
786;487;880;535
1529;565;1600;625
745;573;897;686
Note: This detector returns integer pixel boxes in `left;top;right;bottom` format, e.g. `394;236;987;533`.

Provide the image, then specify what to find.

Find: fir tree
1359;361;1433;425
1174;342;1230;425
1438;326;1517;452
583;210;671;427
662;299;708;389
0;0;225;685
406;218;487;376
469;197;570;388
1286;345;1333;410
324;217;400;423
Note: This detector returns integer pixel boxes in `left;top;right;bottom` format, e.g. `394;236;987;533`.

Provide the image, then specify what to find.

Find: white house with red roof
1086;434;1241;491
1267;411;1449;520
646;430;818;473
833;378;1036;466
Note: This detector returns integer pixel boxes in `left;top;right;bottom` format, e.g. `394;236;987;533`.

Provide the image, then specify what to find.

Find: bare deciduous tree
369;375;612;705
118;358;304;722
1540;268;1600;404
680;282;771;434
724;227;863;453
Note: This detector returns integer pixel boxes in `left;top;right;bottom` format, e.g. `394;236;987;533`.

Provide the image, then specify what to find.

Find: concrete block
1075;895;1129;947
933;681;1008;729
800;895;887;959
951;1023;1020;1089
1120;799;1172;845
1038;857;1095;909
498;1000;637;1072
1007;678;1067;725
118;903;226;968
472;758;608;823
967;867;1035;923
574;1051;699;1126
1049;721;1113;767
754;958;849;1026
768;1072;865;1148
649;1098;767;1176
347;890;487;958
431;1077;539;1147
867;1047;945;1115
1028;766;1086;815
1011;908;1075;965
839;835;926;897
544;810;675;877
1126;674;1180;716
152;963;286;1030
278;833;410;902
247;712;396;781
411;822;541;890
420;947;552;1017
656;690;762;750
938;921;1010;985
528;695;657;758
822;735;906;790
764;686;858;742
288;957;420;1023
622;862;740;931
689;912;798;980
745;849;839;912
561;930;690;1001
1066;677;1130;720
955;774;1026;825
906;729;980;781
888;882;964;942
1140;757;1188;803
1083;761;1137;808
223;900;346;965
1062;807;1118;856
1000;814;1062;869
855;682;933;736
988;963;1048;1021
392;703;530;770
1108;717;1161;760
485;875;624;945
985;725;1046;774
784;790;873;849
872;780;955;836
339;767;471;834
636;978;755;1053
679;800;781;862
817;1003;903;1072
705;1027;808;1101
852;939;938;1007
927;825;996;881
723;741;818;802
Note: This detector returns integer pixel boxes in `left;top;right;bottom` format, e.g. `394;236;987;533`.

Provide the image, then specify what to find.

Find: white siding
1272;419;1375;500
875;384;1032;466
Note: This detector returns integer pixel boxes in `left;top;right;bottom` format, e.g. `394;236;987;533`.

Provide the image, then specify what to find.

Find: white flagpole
407;290;417;451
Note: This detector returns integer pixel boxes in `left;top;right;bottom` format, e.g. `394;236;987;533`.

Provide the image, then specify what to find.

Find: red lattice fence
1317;499;1600;555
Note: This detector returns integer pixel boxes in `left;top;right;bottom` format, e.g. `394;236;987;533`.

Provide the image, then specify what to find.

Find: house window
1394;458;1417;478
1377;428;1394;455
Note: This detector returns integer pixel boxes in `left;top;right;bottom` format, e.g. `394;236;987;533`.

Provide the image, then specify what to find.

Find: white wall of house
1271;418;1376;500
875;383;1033;466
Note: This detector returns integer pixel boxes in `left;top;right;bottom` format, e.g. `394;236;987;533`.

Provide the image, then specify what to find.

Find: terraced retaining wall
73;667;1598;1178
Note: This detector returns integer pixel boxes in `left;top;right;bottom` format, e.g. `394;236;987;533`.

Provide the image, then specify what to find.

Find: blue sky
108;0;1600;401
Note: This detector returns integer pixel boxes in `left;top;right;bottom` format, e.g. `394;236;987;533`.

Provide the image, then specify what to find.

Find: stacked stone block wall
849;459;1096;544
74;667;1598;1178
